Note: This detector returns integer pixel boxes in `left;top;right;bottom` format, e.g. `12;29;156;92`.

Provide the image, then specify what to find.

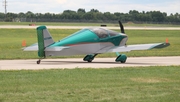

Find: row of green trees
0;8;180;24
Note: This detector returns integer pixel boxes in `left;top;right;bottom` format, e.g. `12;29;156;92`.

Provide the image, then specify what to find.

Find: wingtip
165;42;170;46
154;42;170;49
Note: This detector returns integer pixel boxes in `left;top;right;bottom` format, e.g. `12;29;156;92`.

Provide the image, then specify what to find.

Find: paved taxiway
0;56;180;70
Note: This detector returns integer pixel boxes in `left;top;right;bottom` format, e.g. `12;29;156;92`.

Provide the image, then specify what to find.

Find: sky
1;0;180;15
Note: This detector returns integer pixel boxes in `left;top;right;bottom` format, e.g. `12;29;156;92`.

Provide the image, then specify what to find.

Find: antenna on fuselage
118;21;125;34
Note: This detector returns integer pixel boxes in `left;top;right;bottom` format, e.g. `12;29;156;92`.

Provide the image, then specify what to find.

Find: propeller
118;21;127;46
118;21;125;33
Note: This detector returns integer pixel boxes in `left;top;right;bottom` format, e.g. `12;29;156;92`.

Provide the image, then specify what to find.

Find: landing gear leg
83;54;98;62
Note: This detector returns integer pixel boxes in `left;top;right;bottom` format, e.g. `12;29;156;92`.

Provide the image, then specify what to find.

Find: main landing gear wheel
83;54;98;62
115;54;127;63
87;59;92;62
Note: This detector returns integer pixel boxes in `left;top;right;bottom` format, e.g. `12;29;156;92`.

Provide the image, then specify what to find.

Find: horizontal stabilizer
23;43;38;51
108;42;170;52
23;44;69;52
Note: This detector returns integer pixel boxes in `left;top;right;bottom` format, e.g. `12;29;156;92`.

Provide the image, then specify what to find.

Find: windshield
88;28;119;38
108;29;120;36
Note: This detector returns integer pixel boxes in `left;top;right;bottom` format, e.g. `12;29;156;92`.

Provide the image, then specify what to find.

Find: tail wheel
37;60;41;64
37;58;44;64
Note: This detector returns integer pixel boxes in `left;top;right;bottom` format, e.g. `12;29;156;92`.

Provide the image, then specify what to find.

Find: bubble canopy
88;28;120;38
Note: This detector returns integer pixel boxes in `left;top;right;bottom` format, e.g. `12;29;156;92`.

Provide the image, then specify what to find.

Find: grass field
0;28;179;59
0;27;179;102
0;22;180;27
0;66;179;102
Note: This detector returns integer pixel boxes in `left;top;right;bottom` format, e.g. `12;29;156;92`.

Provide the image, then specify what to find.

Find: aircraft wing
108;42;170;52
23;43;69;51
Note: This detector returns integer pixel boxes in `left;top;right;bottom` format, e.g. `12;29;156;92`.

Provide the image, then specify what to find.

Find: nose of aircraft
119;33;128;46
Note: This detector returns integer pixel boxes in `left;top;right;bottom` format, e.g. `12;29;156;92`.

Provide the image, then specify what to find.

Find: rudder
36;26;54;57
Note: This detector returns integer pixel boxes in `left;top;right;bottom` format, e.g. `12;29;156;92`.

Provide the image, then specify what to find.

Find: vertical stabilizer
36;26;54;57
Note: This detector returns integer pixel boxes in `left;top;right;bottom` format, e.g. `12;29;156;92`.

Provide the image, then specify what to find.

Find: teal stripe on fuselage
51;29;99;47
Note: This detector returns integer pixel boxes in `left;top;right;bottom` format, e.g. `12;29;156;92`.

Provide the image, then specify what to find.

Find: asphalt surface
0;56;180;70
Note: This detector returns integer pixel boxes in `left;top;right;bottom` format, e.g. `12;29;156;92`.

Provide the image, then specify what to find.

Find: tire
88;59;92;62
37;60;40;64
121;60;126;63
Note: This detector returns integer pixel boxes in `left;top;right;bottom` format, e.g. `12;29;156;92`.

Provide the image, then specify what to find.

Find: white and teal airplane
24;21;170;64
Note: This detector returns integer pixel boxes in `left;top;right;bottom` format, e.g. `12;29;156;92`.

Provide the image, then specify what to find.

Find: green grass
0;66;179;102
0;22;180;27
0;22;109;26
0;29;179;59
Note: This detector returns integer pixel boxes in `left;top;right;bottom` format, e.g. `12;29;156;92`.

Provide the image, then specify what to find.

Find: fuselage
45;28;128;57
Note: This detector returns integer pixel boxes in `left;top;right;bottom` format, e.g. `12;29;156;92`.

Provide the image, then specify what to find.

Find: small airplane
24;21;170;64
